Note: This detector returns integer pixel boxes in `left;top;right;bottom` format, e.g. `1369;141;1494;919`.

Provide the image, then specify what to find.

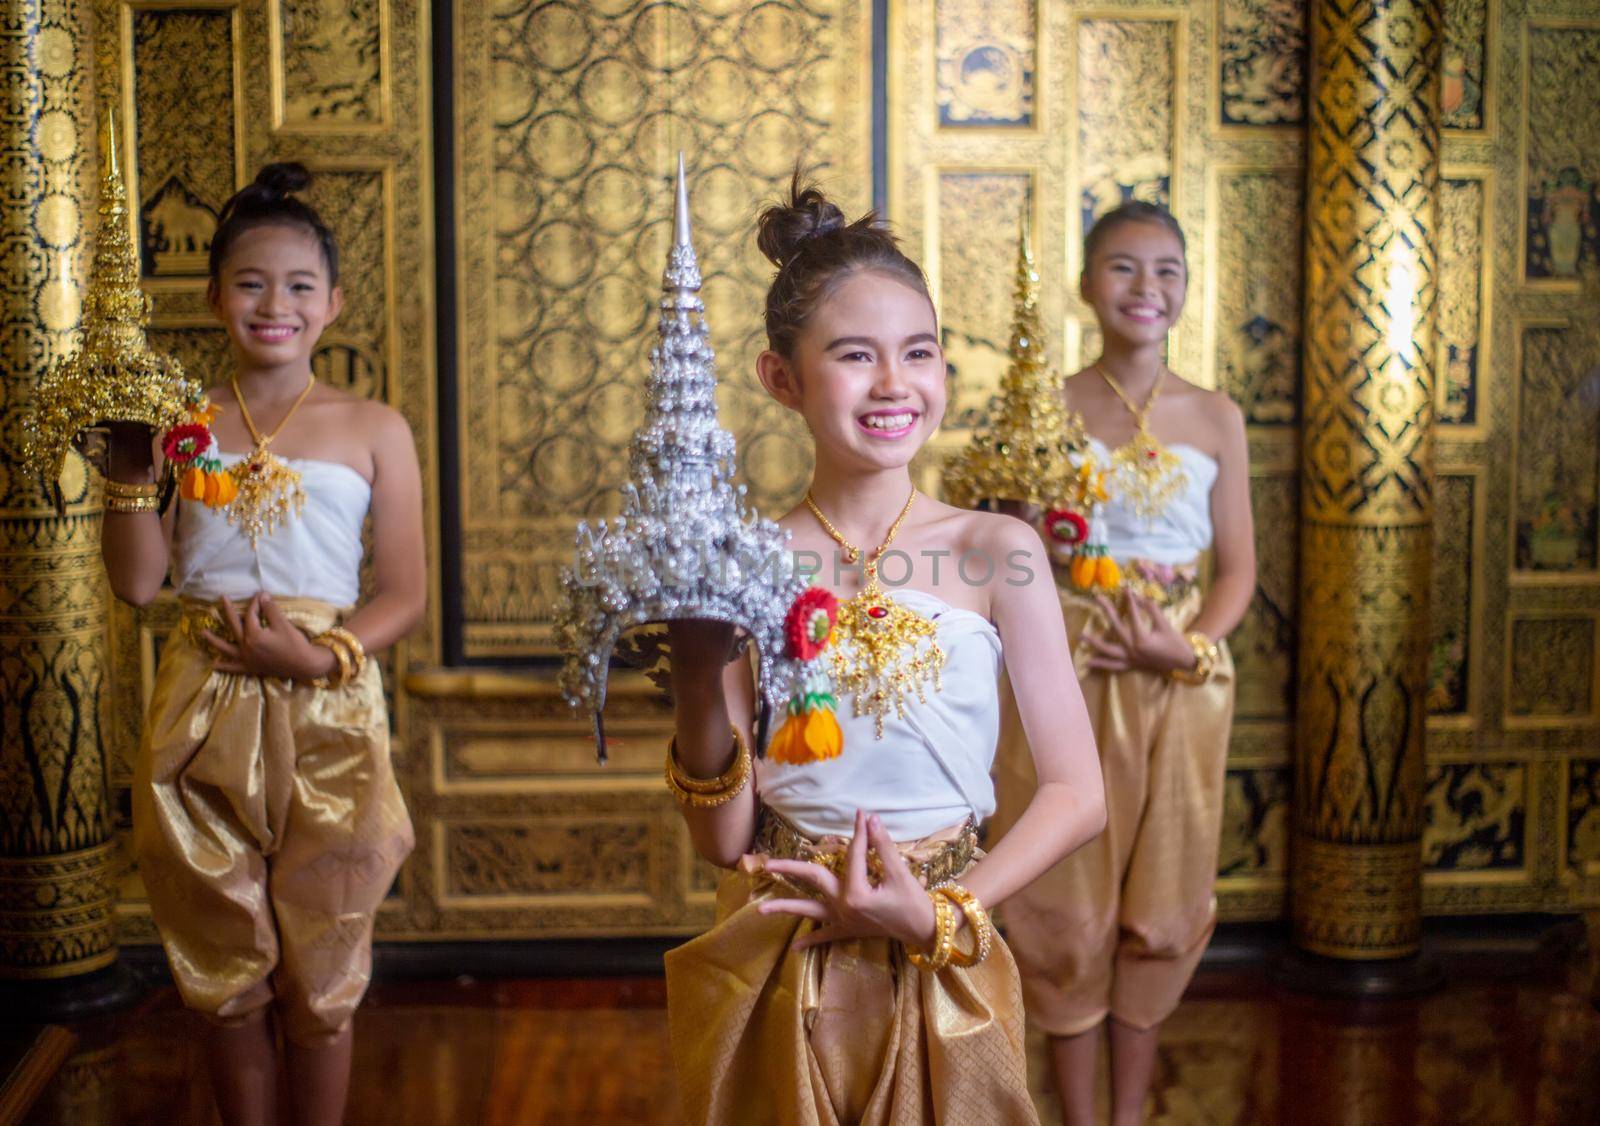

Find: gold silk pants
132;598;413;1046
992;584;1234;1035
665;811;1040;1125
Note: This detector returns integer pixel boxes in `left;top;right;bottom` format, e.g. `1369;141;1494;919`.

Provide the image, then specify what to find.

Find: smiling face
1080;218;1187;349
758;269;946;472
207;223;342;372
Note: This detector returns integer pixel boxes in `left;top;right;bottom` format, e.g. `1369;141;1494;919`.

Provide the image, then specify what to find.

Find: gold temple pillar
1289;0;1443;980
0;0;126;1006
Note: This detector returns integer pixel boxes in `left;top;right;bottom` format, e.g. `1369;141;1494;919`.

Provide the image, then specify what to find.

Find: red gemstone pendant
867;605;888;619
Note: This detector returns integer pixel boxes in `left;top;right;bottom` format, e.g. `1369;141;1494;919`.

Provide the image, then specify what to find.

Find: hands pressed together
1078;590;1196;675
201;593;337;681
757;809;949;954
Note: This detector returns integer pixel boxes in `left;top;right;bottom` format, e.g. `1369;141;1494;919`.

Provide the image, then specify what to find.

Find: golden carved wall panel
1429;471;1479;718
1075;15;1178;243
126;5;242;279
1520;21;1600;284
1216;0;1306;128
1513;323;1597;575
1423;761;1526;872
1437;173;1491;432
453;0;870;657
1233;471;1297;722
1443;0;1492;131
1208;166;1301;424
934;170;1034;430
936;0;1036;126
1569;759;1600;877
271;0;387;129
1506;614;1597;723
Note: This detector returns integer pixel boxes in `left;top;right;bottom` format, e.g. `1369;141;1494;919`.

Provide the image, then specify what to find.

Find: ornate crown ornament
557;156;808;760
22;105;196;500
942;207;1087;509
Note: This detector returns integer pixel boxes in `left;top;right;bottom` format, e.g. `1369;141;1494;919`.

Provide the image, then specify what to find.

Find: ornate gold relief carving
935;0;1036;127
1429;472;1477;718
1210;167;1301;424
1422;761;1525;872
453;0;869;656
1436;173;1490;432
1216;0;1306;127
442;817;655;900
1218;767;1290;878
1233;472;1297;721
1521;22;1600;284
1513;323;1598;576
272;0;387;129
1506;614;1597;724
1442;0;1489;131
126;6;241;279
1075;16;1177;245
934;170;1033;431
1568;759;1600;878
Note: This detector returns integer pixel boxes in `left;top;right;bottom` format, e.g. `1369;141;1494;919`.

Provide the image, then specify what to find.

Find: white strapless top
1087;436;1218;565
757;588;1004;840
171;452;371;607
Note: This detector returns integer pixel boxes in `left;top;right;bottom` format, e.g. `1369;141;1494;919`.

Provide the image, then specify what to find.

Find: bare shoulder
326;390;414;449
927;499;1042;558
1170;374;1243;423
1058;366;1097;408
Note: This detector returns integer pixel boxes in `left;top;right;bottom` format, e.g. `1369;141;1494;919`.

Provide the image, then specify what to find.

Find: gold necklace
805;488;945;738
226;373;315;548
1096;365;1187;520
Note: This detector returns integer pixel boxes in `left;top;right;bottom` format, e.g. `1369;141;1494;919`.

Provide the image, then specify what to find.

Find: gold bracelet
104;493;161;514
103;478;158;498
906;891;957;972
310;632;354;688
1170;630;1218;685
667;729;749;794
665;726;751;808
935;883;994;967
321;626;366;680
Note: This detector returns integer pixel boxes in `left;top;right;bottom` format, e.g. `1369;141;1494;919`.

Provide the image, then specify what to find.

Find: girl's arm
667;622;761;868
1186;397;1255;642
960;518;1106;908
338;406;426;654
101;423;175;606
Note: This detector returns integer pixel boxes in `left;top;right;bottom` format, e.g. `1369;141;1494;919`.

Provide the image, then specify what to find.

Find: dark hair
208;162;339;283
756;171;932;357
1083;201;1186;271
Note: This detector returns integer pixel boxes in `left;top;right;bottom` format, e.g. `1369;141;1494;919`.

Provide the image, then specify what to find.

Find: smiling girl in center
661;176;1106;1124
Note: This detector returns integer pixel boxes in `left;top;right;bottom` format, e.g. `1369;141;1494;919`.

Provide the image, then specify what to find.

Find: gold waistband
1058;557;1200;606
754;807;977;890
177;596;348;647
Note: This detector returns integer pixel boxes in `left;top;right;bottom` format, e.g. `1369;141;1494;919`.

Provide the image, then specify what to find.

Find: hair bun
756;173;848;268
250;162;313;199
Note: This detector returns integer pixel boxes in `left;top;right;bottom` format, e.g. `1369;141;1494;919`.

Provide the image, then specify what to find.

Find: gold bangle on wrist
665;725;751;808
104;493;161;514
1170;630;1218;685
906;891;958;972
323;626;366;679
934;883;994;967
103;478;159;498
310;632;354;688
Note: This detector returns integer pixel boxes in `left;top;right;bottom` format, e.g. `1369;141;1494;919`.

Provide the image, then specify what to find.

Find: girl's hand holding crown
203;593;338;681
758;809;948;954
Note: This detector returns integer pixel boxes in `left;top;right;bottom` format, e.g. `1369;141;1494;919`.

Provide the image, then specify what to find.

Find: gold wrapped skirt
993;582;1234;1035
132;598;413;1046
665;809;1040;1125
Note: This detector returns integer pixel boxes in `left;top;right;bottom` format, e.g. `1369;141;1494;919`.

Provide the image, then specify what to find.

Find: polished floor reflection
21;956;1600;1124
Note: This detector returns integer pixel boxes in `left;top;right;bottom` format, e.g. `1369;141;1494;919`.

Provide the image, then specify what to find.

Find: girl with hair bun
662;174;1106;1125
989;200;1256;1126
100;162;424;1126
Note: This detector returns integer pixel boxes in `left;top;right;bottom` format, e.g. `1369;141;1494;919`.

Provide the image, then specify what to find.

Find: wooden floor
21;958;1600;1125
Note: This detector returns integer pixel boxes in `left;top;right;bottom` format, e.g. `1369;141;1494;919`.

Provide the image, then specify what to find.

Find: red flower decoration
162;422;211;465
1044;509;1089;546
784;586;839;661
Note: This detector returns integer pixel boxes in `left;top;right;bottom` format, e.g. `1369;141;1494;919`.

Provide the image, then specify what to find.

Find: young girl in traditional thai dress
662;178;1106;1125
100;164;424;1126
990;202;1257;1126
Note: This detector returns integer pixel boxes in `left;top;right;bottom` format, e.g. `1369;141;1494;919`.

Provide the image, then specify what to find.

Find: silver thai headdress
557;156;808;760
